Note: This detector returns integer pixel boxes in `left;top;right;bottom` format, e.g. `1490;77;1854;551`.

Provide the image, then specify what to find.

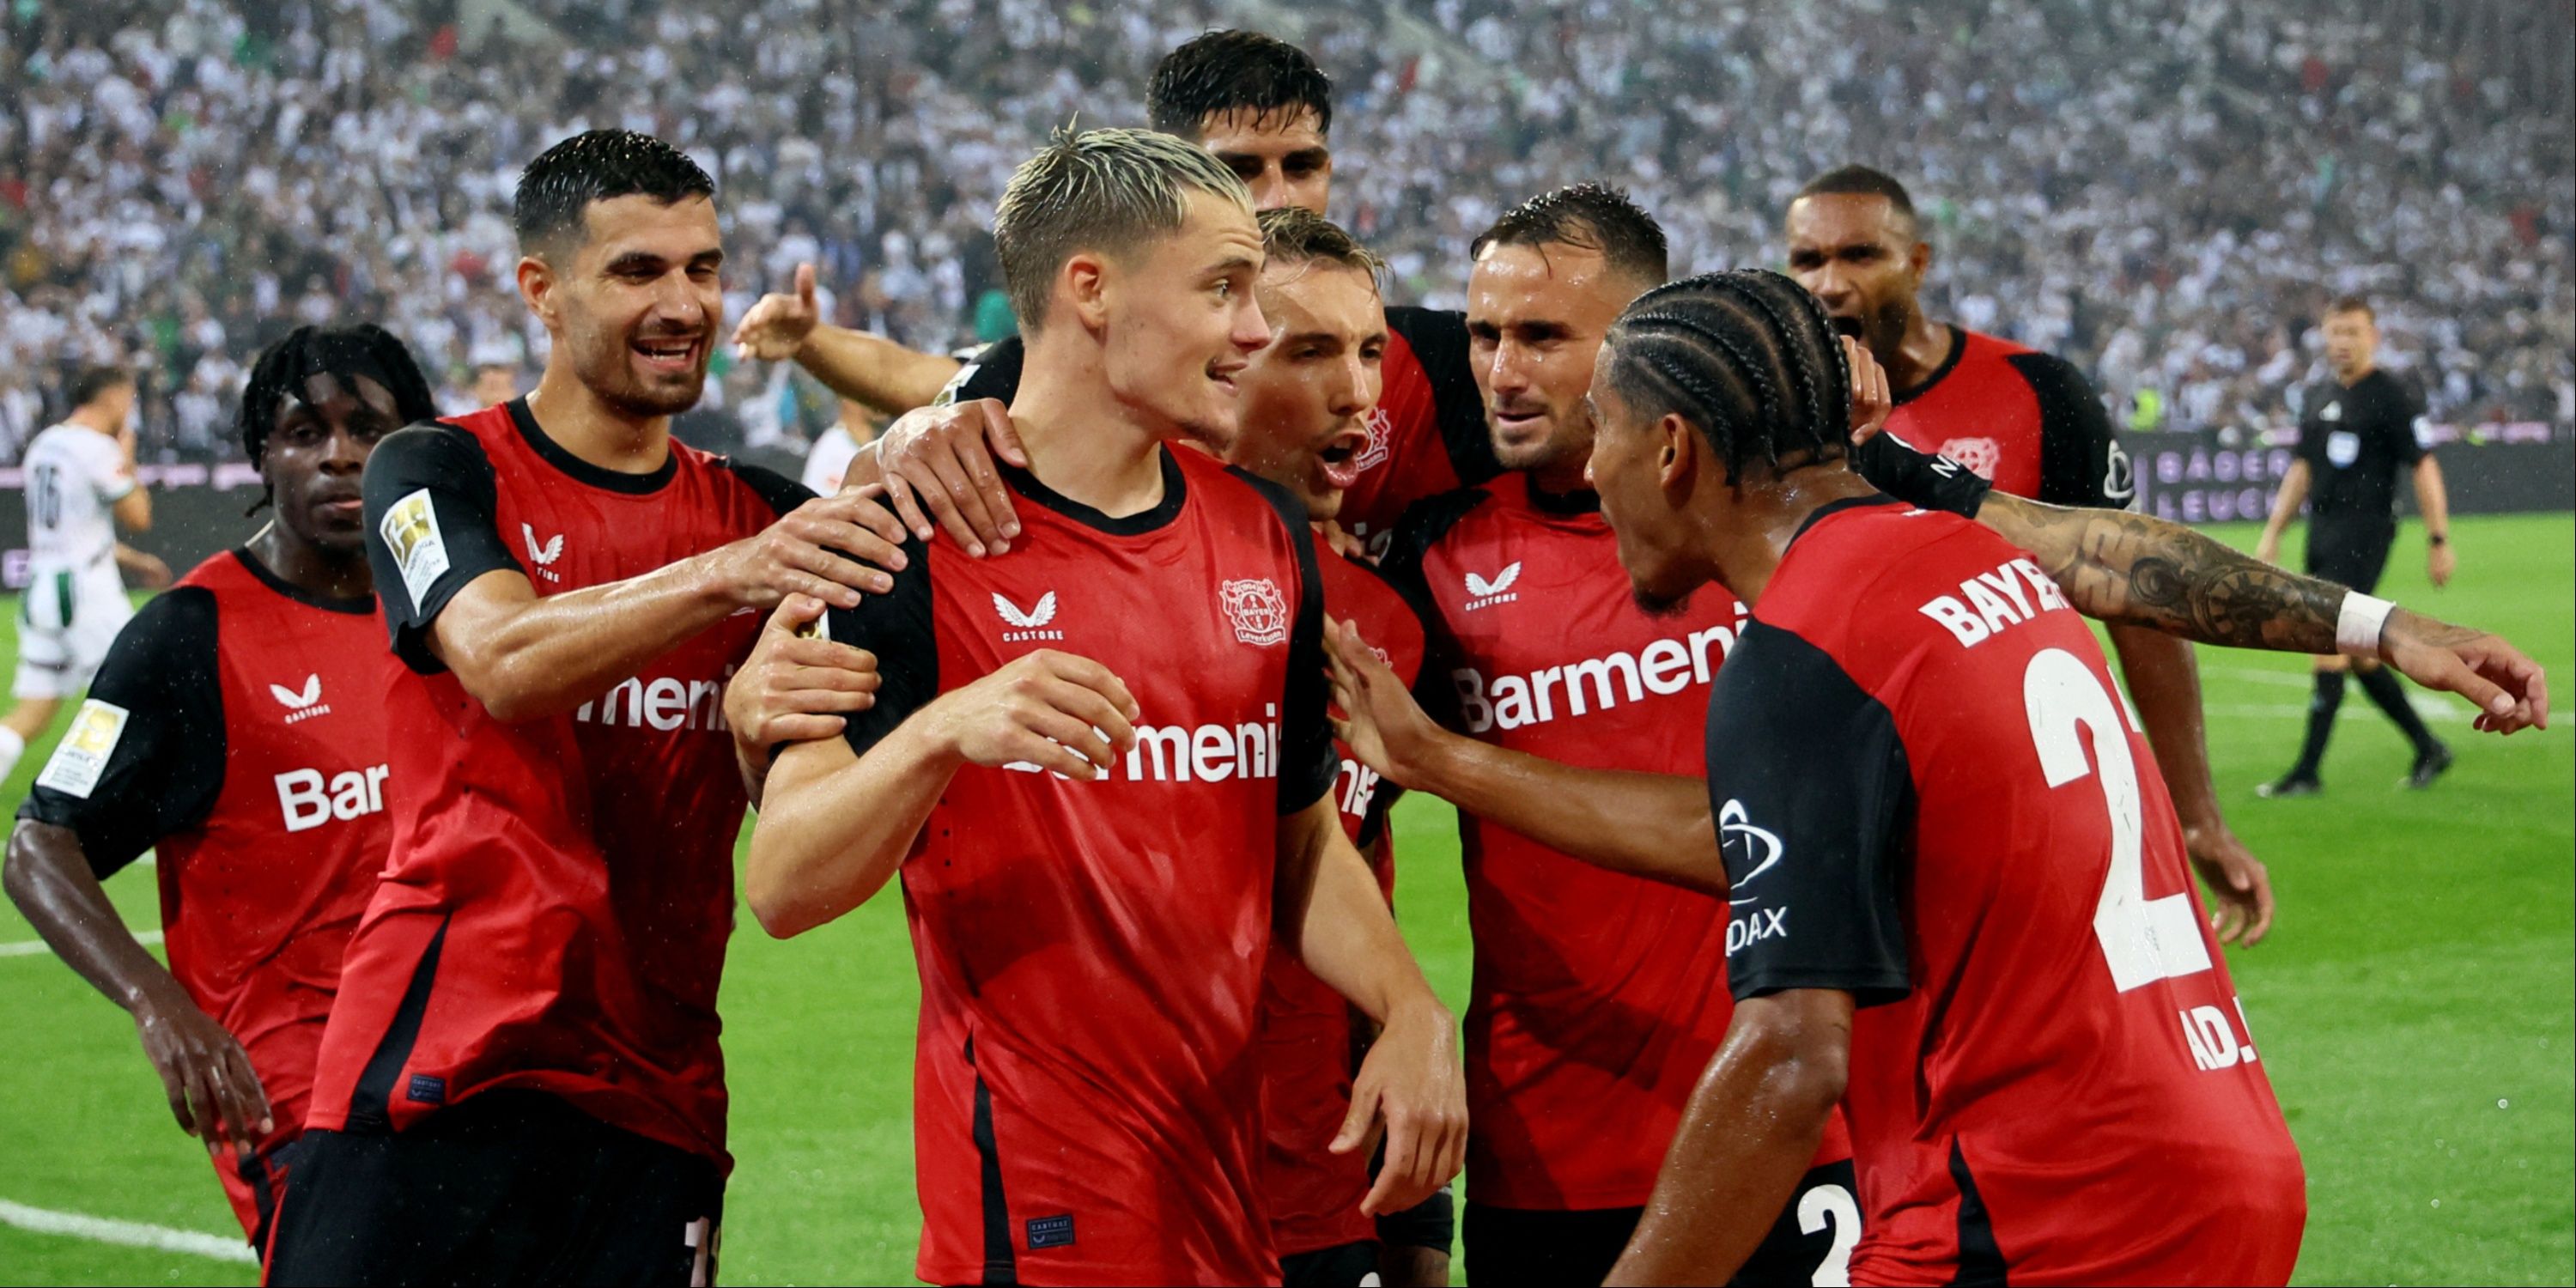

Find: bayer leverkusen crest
1219;578;1289;647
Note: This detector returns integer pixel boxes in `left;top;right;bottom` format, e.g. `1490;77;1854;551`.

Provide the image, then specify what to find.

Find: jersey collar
1787;491;1906;550
231;547;376;615
1891;324;1968;406
507;398;678;495
997;448;1187;536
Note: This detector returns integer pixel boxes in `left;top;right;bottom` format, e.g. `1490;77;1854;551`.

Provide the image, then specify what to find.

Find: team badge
1936;437;2002;481
1218;578;1289;647
1353;408;1392;472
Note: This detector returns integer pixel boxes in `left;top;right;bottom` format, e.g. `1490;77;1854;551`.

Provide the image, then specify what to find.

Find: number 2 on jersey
2023;648;2212;992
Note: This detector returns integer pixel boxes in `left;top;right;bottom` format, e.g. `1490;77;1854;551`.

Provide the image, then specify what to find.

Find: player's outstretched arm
380;459;908;723
4;823;270;1157
723;594;882;805
1274;798;1466;1218
744;649;1139;938
1327;619;1724;894
729;262;967;416
1607;989;1853;1286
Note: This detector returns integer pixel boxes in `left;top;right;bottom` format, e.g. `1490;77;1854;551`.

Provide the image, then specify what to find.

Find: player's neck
1886;313;1953;393
1705;465;1882;607
2333;361;2375;387
249;522;372;602
1008;356;1171;519
525;369;671;477
65;408;118;435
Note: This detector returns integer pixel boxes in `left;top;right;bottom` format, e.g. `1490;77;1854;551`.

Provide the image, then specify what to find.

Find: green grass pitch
0;515;2566;1285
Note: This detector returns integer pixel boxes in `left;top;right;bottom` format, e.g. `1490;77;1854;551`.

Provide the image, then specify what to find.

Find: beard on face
577;319;708;418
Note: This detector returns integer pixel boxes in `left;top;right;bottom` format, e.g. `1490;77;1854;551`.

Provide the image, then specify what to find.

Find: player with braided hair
4;324;440;1249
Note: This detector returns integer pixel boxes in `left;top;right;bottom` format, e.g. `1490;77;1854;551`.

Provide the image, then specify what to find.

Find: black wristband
1850;430;1994;519
2427;533;2448;547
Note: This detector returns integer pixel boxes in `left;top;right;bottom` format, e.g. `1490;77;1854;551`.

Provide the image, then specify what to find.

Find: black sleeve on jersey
939;335;1025;407
16;587;225;877
1385;307;1501;487
361;424;521;674
2011;353;2134;510
1229;466;1340;815
825;530;939;759
1704;621;1914;1007
720;459;817;517
1373;488;1487;720
1340;559;1427;852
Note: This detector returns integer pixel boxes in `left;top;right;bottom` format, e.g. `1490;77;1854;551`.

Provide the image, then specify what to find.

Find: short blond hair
1257;207;1384;281
993;125;1255;333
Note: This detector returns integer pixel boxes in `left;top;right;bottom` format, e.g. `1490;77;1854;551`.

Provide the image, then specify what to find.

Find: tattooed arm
1976;490;2548;734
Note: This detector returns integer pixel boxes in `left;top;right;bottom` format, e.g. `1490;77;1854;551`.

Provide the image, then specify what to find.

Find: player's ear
1909;237;1933;283
517;255;560;330
1658;410;1697;494
1061;252;1112;335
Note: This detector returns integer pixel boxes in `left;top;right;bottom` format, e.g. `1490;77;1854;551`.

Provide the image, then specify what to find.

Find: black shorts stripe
346;914;449;1133
1947;1139;2008;1286
968;1036;1017;1285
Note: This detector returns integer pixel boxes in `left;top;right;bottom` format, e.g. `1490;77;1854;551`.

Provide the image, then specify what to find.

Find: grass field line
0;1197;256;1264
0;928;158;958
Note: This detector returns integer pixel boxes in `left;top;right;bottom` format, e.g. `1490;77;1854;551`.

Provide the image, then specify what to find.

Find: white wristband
2336;592;2396;657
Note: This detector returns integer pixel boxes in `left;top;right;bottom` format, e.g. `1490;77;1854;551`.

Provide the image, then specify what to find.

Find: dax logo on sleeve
993;591;1064;642
1219;578;1289;647
269;674;332;724
1717;798;1783;907
1462;562;1522;611
380;489;451;608
35;699;130;799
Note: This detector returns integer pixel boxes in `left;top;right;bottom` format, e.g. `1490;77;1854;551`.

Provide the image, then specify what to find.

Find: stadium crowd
0;0;2567;465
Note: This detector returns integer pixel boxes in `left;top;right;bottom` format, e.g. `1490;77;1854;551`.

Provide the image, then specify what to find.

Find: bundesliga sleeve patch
35;699;130;799
381;487;453;610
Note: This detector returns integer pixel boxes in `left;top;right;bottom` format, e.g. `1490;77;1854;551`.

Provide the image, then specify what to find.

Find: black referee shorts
264;1090;723;1287
2306;515;2398;595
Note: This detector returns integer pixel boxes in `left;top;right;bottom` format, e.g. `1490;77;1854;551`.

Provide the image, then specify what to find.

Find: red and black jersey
19;548;392;1240
817;446;1339;1287
1707;495;2306;1285
313;398;808;1170
1259;548;1427;1258
1886;326;2136;509
945;307;1495;540
1378;474;1848;1212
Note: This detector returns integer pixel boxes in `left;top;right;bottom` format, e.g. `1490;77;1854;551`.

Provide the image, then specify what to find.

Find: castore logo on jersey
1462;562;1521;611
994;592;1065;641
523;525;566;582
270;674;331;724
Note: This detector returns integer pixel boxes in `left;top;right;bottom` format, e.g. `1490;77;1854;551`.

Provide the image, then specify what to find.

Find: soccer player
3;325;440;1249
0;366;168;782
2255;296;2457;794
1574;270;2543;1285
1340;185;1851;1288
742;129;1466;1288
732;29;1493;548
264;131;908;1285
1784;166;2273;945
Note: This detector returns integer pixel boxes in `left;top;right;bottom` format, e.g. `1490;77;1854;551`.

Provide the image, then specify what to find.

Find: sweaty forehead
1467;242;1630;323
576;193;722;265
289;371;398;419
1258;260;1380;335
1199;107;1327;154
1786;193;1911;248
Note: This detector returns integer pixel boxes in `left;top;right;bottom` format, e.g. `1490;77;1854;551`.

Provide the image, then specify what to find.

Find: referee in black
2256;295;2456;796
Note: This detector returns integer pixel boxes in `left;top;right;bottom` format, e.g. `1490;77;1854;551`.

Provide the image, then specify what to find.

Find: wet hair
1470;184;1668;289
1258;206;1382;279
1147;30;1334;140
68;365;133;410
992;125;1254;333
1601;270;1853;483
237;325;440;471
513;129;715;257
2325;295;2375;322
1793;165;1920;235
